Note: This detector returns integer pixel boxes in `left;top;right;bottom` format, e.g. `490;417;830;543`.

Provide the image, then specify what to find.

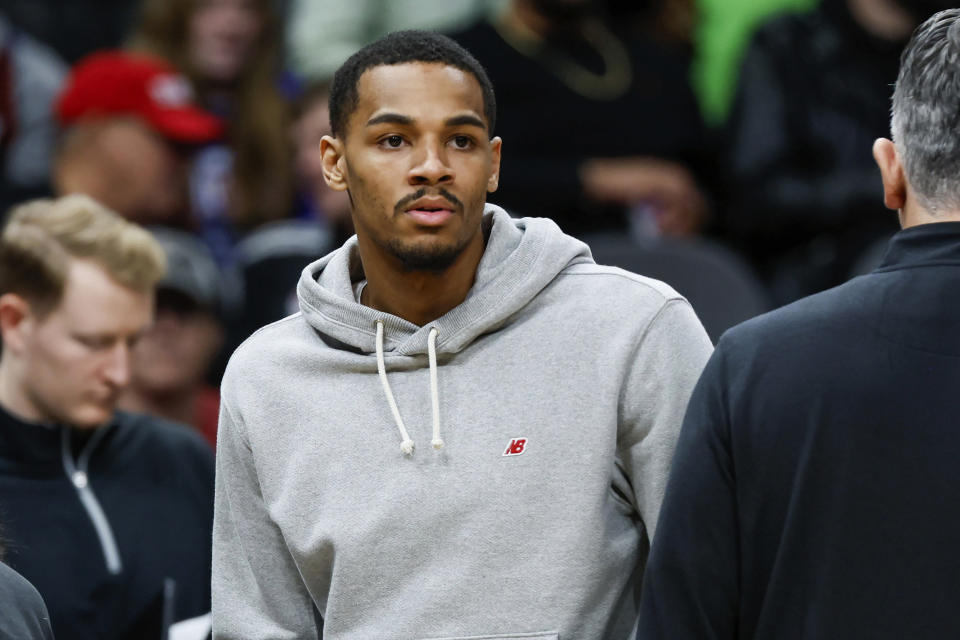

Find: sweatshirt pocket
422;633;558;640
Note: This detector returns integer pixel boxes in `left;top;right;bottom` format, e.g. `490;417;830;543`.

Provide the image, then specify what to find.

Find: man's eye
381;135;404;148
77;336;111;350
452;135;473;149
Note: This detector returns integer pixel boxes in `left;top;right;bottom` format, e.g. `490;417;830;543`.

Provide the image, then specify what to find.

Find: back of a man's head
328;30;497;138
0;194;166;318
892;9;960;215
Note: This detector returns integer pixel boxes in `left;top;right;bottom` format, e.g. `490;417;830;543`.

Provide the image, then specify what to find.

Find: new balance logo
503;437;527;456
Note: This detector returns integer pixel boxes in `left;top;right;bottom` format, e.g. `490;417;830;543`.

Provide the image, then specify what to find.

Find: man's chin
388;238;465;273
66;405;115;430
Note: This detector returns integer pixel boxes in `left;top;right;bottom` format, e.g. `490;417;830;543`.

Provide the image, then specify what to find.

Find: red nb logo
503;438;527;456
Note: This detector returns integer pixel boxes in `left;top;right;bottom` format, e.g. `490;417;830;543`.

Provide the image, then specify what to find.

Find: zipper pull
72;470;88;489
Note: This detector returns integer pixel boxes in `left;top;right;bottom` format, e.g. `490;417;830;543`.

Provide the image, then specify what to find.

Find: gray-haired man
639;9;960;639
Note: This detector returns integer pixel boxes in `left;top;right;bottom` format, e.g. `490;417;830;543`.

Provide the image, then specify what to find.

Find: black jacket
639;222;960;639
0;408;214;640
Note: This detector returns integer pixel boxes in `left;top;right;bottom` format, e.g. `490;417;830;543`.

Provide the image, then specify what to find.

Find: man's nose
102;342;132;389
409;142;453;186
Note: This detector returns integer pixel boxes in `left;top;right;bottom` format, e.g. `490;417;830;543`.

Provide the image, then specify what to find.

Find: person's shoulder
0;561;53;638
558;262;686;307
112;411;214;463
229;312;312;365
719;275;870;356
546;263;707;343
108;412;215;496
219;312;318;401
0;560;43;605
238;311;310;348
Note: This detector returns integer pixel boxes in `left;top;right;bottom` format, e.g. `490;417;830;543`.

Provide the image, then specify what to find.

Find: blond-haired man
0;195;215;640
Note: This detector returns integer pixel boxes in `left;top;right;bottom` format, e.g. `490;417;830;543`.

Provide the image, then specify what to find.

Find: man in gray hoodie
212;29;712;639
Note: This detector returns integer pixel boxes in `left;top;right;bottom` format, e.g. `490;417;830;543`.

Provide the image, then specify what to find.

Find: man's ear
873;138;906;211
487;136;502;193
0;293;34;355
320;135;349;192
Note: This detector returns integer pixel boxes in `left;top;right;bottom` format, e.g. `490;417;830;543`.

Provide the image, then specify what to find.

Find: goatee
387;238;465;273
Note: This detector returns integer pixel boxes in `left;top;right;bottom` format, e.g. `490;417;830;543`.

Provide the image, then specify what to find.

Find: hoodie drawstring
427;328;444;450
375;321;444;455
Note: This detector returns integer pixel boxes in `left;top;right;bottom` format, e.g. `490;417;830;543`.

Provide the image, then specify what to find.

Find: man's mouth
404;197;457;226
405;209;453;226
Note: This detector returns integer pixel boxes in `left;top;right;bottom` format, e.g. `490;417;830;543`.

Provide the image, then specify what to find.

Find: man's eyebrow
365;112;487;130
366;113;413;127
445;114;486;129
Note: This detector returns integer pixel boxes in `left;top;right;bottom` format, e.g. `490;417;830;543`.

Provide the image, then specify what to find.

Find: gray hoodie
212;206;713;639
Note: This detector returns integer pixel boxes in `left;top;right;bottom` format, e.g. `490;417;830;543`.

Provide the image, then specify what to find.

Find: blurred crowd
0;0;952;440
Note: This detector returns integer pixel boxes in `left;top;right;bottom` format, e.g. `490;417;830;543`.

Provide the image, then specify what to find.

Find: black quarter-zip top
0;404;215;640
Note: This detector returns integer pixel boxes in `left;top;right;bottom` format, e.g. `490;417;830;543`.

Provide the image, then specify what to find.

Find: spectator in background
451;0;711;238
226;81;354;340
1;0;139;64
640;10;960;638
54;50;224;229
0;195;214;639
285;0;495;81
55;118;188;228
53;50;240;395
290;81;353;244
0;13;67;214
694;0;817;124
118;228;224;449
601;0;697;52
130;0;295;265
723;0;954;303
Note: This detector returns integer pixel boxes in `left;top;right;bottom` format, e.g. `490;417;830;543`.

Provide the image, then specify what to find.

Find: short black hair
329;30;497;138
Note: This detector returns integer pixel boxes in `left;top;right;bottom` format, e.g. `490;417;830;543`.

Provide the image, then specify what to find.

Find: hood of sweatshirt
296;205;593;357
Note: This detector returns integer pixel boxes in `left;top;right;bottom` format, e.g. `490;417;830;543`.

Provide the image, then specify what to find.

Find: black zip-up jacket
0;408;214;640
639;222;960;639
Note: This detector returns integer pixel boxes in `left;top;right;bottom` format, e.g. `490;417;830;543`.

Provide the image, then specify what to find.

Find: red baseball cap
56;51;225;144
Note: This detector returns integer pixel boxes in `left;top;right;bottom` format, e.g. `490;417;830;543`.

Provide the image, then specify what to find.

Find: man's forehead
49;258;152;324
353;62;486;126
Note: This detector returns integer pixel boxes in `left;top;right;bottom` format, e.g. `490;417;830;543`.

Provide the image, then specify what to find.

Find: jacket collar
876;221;960;272
0;403;104;469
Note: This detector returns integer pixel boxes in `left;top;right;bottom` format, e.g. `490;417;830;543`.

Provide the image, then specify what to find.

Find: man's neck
358;232;486;327
896;184;960;228
901;207;960;229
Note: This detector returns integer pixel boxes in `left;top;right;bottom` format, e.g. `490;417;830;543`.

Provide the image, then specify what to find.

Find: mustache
394;188;463;215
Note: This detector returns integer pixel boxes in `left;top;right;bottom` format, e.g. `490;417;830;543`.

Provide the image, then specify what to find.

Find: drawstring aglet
431;438;445;450
400;439;415;455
